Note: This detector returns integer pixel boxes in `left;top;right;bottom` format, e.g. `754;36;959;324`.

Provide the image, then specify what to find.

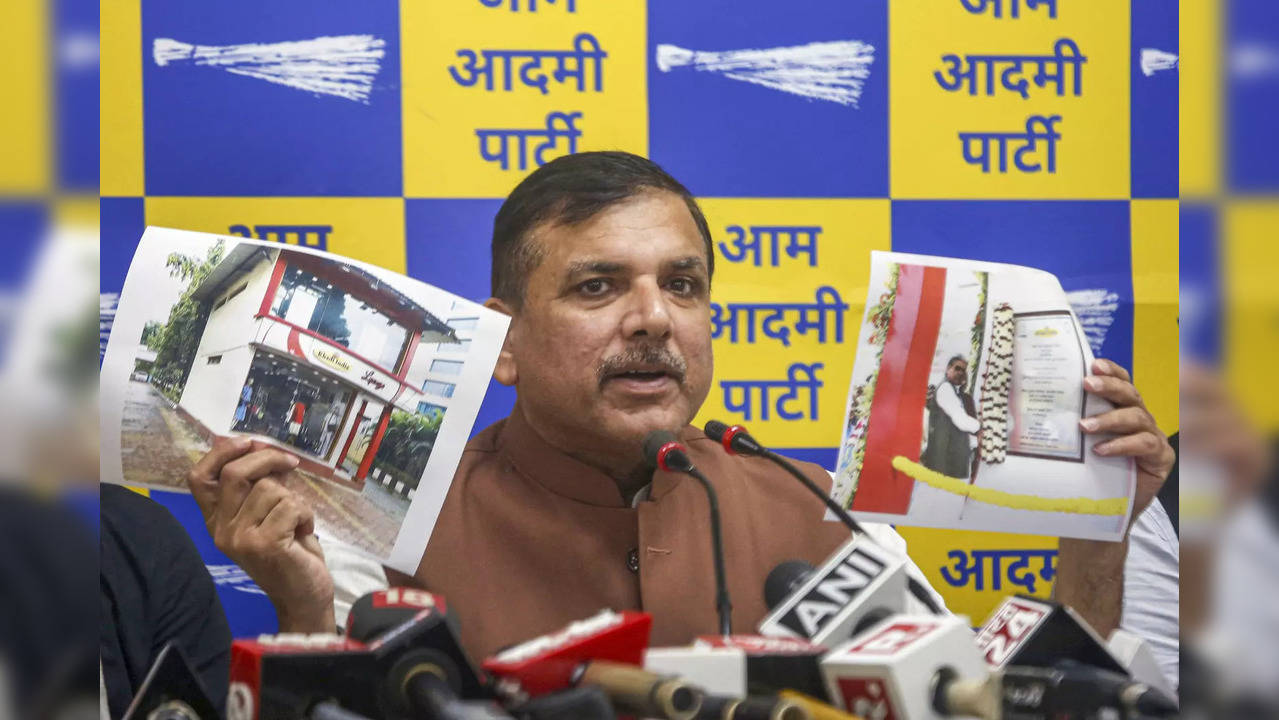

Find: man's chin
596;405;691;445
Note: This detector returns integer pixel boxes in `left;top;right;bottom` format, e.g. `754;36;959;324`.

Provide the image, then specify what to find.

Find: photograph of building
114;235;488;557
179;242;462;489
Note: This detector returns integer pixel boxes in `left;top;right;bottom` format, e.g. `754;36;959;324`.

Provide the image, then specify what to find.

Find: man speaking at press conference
185;151;1174;660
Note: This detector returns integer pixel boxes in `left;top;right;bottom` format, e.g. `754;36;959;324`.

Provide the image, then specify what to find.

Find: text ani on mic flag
830;251;1135;541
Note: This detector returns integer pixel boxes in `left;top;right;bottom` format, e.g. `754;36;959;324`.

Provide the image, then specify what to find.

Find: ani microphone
643;430;734;636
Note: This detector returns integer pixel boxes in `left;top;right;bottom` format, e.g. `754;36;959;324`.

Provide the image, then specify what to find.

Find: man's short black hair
947;354;967;368
490;151;714;308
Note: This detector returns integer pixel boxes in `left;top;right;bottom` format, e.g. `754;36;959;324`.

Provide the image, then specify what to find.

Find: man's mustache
596;346;688;385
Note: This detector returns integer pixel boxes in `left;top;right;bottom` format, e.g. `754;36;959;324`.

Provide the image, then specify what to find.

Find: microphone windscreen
642;430;680;469
346;588;448;643
703;420;730;443
764;561;815;610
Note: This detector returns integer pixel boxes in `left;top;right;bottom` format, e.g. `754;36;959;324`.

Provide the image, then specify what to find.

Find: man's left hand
1078;357;1176;524
1053;358;1174;637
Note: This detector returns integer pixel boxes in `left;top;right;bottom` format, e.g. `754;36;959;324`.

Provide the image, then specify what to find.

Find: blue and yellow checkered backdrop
100;0;1179;634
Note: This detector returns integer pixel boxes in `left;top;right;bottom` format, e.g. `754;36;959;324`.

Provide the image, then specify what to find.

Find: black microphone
643;430;733;636
932;662;1180;719
350;593;510;720
122;644;219;720
703;420;942;616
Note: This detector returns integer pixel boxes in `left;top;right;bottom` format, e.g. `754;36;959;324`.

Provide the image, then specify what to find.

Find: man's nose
621;279;673;339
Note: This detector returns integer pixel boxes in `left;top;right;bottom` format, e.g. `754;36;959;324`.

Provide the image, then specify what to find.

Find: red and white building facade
179;244;459;488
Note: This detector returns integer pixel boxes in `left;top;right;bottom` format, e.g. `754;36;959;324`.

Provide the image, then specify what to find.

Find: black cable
686;467;733;636
758;448;943;616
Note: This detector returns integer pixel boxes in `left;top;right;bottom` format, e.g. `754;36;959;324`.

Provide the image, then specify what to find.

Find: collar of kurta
496;405;713;508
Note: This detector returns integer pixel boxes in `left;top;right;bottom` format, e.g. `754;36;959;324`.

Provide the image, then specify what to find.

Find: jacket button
626;548;640;573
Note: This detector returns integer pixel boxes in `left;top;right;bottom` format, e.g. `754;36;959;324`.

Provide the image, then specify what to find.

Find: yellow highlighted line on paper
890;456;1128;516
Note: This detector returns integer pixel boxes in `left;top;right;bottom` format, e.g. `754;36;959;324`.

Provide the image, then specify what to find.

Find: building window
417;402;447;419
422;380;457;398
207;355;222;365
429;359;464;376
447;317;479;331
437;339;472;353
270;264;409;371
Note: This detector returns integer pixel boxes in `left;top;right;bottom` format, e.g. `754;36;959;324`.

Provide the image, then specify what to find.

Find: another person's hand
187;436;335;632
1078;358;1176;523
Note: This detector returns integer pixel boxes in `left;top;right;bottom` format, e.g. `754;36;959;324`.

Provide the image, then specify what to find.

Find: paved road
119;380;408;558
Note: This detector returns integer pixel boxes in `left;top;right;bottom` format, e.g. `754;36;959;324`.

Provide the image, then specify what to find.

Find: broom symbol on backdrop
655;40;875;108
152;35;386;103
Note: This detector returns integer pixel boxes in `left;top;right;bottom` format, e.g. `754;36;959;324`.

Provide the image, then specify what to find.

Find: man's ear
484;297;518;387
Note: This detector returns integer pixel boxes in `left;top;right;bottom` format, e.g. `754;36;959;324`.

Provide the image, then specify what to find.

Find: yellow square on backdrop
0;0;50;194
1130;199;1178;435
1180;0;1220;198
1223;200;1279;433
101;0;145;197
891;0;1130;199
144;198;408;273
401;2;647;198
693;199;890;449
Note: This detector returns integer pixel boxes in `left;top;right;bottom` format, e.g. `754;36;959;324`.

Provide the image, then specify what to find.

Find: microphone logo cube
846;621;939;655
759;536;906;645
973;596;1052;668
833;677;899;720
821;614;986;720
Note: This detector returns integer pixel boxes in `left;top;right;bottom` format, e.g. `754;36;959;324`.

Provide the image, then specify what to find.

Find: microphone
1106;628;1177;700
344;587;448;644
973;596;1126;674
702;421;942;616
697;693;812;720
757;535;907;648
691;635;830;704
643;430;734;635
818;614;989;720
932;662;1180;719
350;595;502;719
505;686;617;720
228;632;380;719
482;609;703;720
122;644;219;720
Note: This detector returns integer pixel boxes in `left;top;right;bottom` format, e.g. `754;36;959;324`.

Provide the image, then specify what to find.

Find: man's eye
668;277;698;295
579;279;611;296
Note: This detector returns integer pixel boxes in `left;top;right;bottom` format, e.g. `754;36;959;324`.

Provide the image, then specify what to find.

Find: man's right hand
188;436;335;633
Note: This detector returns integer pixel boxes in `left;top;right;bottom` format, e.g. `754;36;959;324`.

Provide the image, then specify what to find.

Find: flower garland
979;303;1014;464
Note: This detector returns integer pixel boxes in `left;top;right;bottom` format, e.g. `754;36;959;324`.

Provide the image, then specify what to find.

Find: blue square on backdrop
141;0;402;196
1130;0;1178;198
1227;0;1279;192
55;0;99;192
648;0;888;198
891;201;1135;373
1180;203;1219;363
405;198;515;436
101;197;146;295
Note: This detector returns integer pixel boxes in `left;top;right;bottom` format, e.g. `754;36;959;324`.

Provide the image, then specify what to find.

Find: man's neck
516;405;655;503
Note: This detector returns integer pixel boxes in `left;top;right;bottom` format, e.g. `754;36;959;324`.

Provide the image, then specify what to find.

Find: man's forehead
562;254;707;276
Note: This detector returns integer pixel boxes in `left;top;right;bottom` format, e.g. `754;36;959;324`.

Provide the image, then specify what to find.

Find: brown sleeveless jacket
387;408;858;660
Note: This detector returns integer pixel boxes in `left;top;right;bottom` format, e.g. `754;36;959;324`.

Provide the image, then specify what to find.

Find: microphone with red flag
227;632;378;720
643;430;734;636
482;609;703;720
702;420;942;617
